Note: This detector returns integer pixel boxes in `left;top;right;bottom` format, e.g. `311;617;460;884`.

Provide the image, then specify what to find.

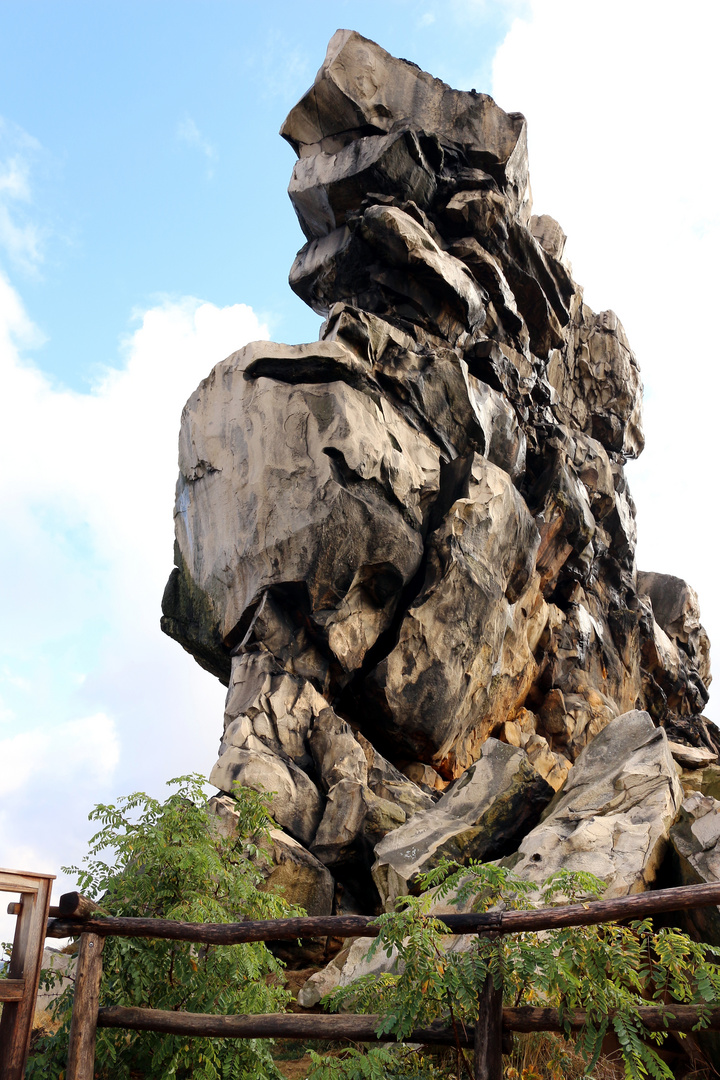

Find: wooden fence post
0;869;54;1080
474;972;504;1080
66;932;105;1080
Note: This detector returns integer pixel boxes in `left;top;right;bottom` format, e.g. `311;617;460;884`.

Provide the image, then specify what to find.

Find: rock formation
161;31;716;924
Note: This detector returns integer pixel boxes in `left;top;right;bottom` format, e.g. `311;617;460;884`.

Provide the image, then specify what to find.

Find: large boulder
507;711;683;896
638;571;712;687
547;307;644;458
281;29;531;217
372;739;553;906
366;455;545;775
162;338;441;684
209;745;323;848
309;709;434;867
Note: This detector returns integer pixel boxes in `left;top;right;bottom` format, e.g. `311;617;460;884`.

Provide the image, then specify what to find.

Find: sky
1;0;719;935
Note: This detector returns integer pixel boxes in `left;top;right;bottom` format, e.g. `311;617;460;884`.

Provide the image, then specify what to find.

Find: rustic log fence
3;877;720;1078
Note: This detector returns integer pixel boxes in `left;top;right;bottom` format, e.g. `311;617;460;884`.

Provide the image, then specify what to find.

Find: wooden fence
3;877;720;1078
0;868;55;1080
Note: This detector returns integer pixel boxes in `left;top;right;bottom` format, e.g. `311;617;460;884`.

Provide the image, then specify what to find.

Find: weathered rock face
162;30;714;918
506;712;683;897
666;792;720;1063
669;792;720;945
372;738;553;906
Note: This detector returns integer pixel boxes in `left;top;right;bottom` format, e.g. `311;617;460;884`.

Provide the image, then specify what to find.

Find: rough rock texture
680;764;720;801
669;793;720;947
162;30;713;921
507;712;683;897
666;794;720;1064
208;794;334;916
372;739;553;905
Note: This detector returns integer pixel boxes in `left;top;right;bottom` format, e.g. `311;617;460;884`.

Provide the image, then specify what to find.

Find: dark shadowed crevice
332;453;474;765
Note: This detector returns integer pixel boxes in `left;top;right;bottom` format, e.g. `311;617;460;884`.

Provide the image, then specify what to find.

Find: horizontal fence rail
98;1007;479;1047
26;878;720;1080
96;1003;720;1042
46;879;720;942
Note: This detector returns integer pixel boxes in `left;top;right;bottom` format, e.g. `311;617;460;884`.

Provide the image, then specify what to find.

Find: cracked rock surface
162;30;714;919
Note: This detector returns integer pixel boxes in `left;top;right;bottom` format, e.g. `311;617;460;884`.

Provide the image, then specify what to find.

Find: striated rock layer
162;30;714;916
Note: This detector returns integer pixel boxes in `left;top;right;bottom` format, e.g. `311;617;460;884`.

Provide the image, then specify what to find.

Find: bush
27;774;299;1080
310;861;720;1080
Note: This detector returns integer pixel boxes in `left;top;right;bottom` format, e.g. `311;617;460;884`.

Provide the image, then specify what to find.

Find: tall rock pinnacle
161;31;714;917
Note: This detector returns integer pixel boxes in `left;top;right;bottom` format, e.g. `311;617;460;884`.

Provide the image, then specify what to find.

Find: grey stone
307;713;434;867
366;455;544;774
547;307;644;458
209;746;323;848
669;793;720;945
638;571;711;686
507;712;683;897
667;741;718;769
667;794;720;1064
372;739;553;906
529;214;567;262
163;337;441;681
281;29;530;216
356;732;436;816
680;764;720;801
289;129;438;241
207;795;334;916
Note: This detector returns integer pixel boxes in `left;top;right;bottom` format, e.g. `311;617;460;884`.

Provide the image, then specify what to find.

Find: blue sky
1;0;719;928
0;0;522;391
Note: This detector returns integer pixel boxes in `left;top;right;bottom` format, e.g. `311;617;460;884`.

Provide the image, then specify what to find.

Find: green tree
28;774;298;1080
310;861;720;1080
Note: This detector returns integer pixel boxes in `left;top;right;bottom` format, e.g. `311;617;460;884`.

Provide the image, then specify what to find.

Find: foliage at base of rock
27;776;299;1080
320;862;720;1080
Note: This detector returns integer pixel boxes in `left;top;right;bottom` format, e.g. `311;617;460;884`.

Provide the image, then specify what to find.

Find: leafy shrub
309;861;720;1080
27;774;298;1080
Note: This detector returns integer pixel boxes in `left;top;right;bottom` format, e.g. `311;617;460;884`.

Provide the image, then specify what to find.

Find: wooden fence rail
95;1001;720;1040
43;879;720;942
4;877;720;1079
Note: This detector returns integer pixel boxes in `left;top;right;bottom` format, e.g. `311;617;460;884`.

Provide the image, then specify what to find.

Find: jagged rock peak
281;29;529;217
161;31;713;927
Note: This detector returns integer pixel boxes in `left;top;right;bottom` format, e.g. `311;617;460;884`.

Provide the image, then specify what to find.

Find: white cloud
0;713;119;798
419;13;436;27
450;0;530;26
491;0;720;721
177;116;217;175
0;118;46;274
0;275;269;936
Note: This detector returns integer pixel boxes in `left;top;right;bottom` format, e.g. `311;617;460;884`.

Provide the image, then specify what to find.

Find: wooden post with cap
0;868;55;1080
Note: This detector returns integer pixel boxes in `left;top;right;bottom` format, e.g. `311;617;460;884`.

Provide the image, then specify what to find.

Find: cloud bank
0;275;268;936
491;0;720;721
